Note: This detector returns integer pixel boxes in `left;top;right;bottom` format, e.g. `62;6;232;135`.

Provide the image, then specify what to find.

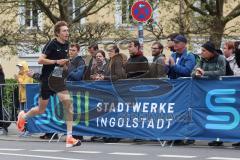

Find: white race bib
51;66;63;78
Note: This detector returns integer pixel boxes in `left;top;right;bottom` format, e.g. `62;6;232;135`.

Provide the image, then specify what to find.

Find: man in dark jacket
83;44;99;80
125;40;149;78
192;41;226;147
67;43;85;81
192;41;226;78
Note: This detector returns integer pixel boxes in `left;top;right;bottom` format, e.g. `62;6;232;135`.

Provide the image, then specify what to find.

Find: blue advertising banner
26;77;240;141
191;77;240;141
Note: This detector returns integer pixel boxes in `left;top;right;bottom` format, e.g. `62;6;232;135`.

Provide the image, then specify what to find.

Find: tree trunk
179;0;185;34
209;18;225;49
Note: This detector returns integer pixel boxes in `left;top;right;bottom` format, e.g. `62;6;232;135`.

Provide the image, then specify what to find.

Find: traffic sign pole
138;22;144;50
131;0;153;51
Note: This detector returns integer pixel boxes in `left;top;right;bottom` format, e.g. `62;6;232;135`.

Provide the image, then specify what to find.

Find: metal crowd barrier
1;76;239;141
0;83;19;124
0;76;239;124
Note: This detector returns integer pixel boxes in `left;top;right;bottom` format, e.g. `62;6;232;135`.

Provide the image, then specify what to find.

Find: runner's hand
57;59;69;66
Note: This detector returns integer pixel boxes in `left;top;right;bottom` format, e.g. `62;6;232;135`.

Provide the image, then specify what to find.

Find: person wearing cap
165;35;196;145
192;41;226;147
166;33;179;54
191;41;226;78
167;34;196;79
14;61;33;110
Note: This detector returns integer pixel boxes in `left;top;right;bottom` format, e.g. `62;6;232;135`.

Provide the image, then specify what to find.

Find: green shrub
3;79;18;109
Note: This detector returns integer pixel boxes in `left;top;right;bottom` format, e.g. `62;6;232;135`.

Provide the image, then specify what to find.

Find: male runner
17;21;81;148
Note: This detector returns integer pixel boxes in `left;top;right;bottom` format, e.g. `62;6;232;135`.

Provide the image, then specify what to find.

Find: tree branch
224;3;240;24
200;0;214;15
72;0;98;23
58;0;69;22
72;0;111;23
35;0;59;24
183;0;208;16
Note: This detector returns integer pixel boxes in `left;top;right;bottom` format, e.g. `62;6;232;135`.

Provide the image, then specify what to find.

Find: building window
122;0;134;24
25;0;38;27
19;0;41;30
68;0;85;24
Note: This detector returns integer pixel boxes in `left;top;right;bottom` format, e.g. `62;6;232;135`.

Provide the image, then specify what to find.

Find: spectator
192;41;226;147
90;50;108;80
166;35;195;145
216;49;233;76
86;43;99;65
231;42;240;147
14;61;33;110
89;50;109;142
125;40;149;78
223;41;240;75
165;33;179;56
84;44;99;80
148;41;168;78
192;41;226;79
119;53;128;66
103;45;126;81
167;35;196;79
67;43;85;81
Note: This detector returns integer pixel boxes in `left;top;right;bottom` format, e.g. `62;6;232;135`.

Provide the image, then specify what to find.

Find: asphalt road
0;140;239;160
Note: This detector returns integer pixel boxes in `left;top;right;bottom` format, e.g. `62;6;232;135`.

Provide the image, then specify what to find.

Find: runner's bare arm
38;54;68;65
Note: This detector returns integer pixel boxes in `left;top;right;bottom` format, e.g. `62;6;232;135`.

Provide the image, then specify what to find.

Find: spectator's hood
16;61;29;72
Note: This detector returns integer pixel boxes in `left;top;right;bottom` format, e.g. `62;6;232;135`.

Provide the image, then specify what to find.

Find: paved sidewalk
0;124;50;142
0;124;237;149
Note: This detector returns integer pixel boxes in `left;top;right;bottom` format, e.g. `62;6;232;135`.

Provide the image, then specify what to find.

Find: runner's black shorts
39;77;67;100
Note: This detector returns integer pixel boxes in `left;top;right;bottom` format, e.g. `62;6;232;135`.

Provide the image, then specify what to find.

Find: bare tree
0;0;120;55
35;0;112;25
183;0;240;48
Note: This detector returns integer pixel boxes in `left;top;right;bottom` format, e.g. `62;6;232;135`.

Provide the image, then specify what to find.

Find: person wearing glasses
147;41;168;78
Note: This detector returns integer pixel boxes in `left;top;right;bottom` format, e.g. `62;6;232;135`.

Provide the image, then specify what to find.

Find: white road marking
0;148;24;151
108;152;147;156
31;149;64;152
208;157;240;160
104;143;131;145
0;152;85;160
158;155;197;158
70;151;102;154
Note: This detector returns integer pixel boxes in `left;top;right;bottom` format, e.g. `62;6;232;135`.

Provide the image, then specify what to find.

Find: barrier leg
169;140;174;147
48;133;58;143
157;139;167;147
57;134;64;143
